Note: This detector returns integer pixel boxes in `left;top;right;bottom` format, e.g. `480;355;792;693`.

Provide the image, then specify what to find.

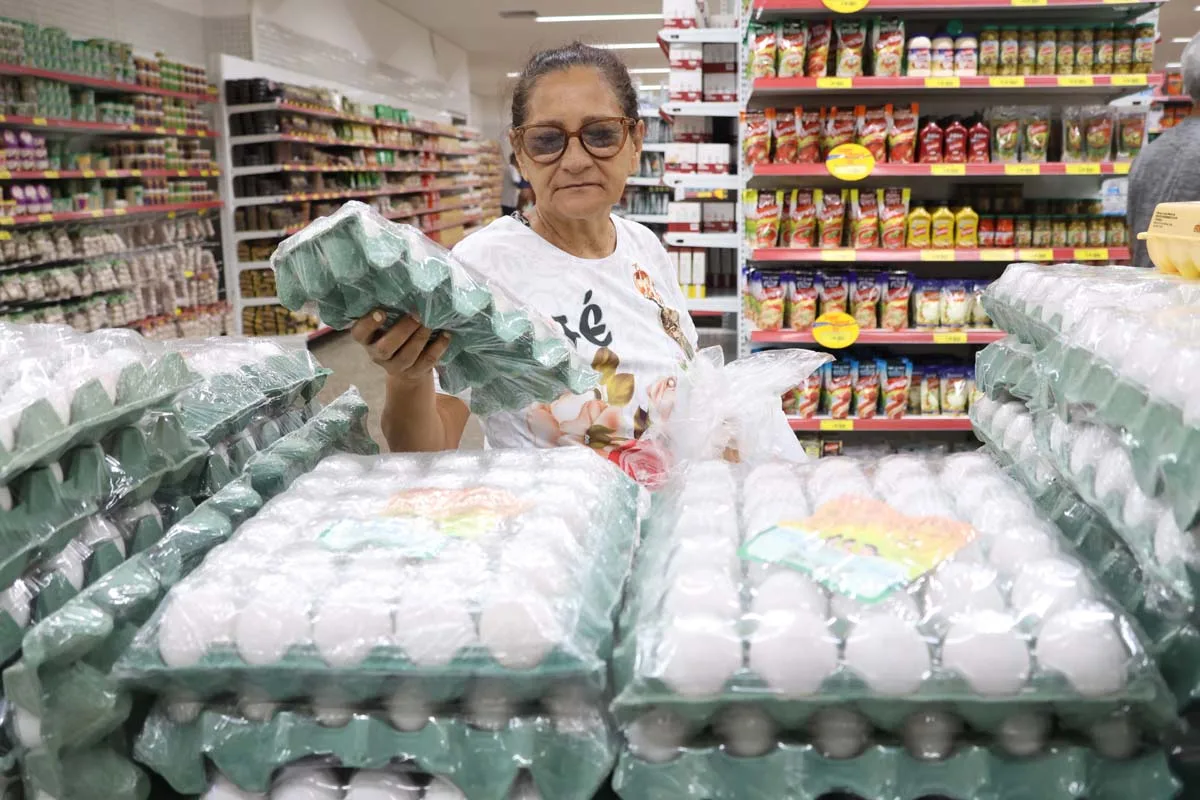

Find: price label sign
812;311;861;349
1004;164;1041;176
930;164;966;176
825;143;876;181
989;76;1026;88
1075;248;1109;260
31;117;47;126
924;77;961;89
820;419;855;431
0;171;9;179
1011;0;1047;5
822;0;870;11
1018;248;1055;261
820;249;857;261
81;169;96;178
90;210;104;218
920;249;956;261
1111;74;1147;86
816;77;853;89
1057;76;1094;87
36;213;54;222
1064;163;1101;175
43;170;59;179
933;332;969;344
980;249;1016;261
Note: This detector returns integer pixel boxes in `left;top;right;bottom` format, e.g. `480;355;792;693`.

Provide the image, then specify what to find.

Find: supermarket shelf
752;329;1006;345
232;163;473;180
308;325;336;342
665;232;740;248
420;214;484;235
661;101;741;117
687;295;740;315
392;201;478;219
627;214;669;224
751;246;1130;262
750;73;1161;101
0;167;218;179
1150;94;1192;104
236;261;272;271
788;416;974;432
228;132;470;155
225;101;473;139
627;176;663;186
233;224;305;241
658;27;742;44
0;200;222;227
752;0;1164;18
0;114;217;138
241;295;280;307
662;172;741;189
232;187;468;207
748;161;1132;183
0;63;217;103
641;143;671;152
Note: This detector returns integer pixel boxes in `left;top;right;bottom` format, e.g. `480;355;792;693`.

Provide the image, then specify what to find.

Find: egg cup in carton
198;763;550;800
974;336;1038;403
270;201;599;416
133;697;617;799
0;324;196;484
611;456;1178;776
2;390;375;800
196;401;319;502
113;448;639;716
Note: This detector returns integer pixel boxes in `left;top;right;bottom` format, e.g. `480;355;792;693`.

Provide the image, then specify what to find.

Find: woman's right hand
350;309;452;388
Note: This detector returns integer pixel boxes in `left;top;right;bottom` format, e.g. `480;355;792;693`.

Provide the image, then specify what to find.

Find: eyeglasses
513;117;636;164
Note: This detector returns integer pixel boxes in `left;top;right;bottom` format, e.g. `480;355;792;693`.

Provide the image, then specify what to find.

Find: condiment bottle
908;35;932;77
918;119;944;163
931;33;955;76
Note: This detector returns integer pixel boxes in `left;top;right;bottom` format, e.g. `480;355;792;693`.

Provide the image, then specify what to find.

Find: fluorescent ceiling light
1166;61;1183;68
630;67;670;74
1173;37;1193;44
537;13;662;22
594;42;659;50
637;84;664;91
506;71;520;77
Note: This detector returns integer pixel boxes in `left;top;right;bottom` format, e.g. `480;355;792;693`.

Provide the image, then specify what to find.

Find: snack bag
787;269;818;330
879;358;912;419
968;280;992;327
1085;106;1114;161
852;359;880;419
782;386;800;415
988;106;1022;163
877;186;910;249
880;271;911;330
871;18;905;77
940;279;970;328
779;190;798;247
786;188;817;246
887;103;919;163
817;271;849;316
850;270;880;328
848;188;880;249
806;21;833;77
822;360;853;419
742;189;761;249
941;366;970;416
908;366;923;414
835;20;867;77
1117;108;1147;159
777;21;809;78
921;367;941;415
742;111;772;167
796;107;823;162
1062;106;1085;162
744;189;783;249
912;278;941;328
1021;105;1051;163
772;109;798;163
748;23;778;79
747;270;786;330
815;189;847;247
856;105;889;162
821;107;856;157
785;371;822;418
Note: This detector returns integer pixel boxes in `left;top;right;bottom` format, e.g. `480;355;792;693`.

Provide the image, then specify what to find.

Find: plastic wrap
270;201;599;415
974;335;1037;402
115;448;639;712
0;323;196;483
611;456;1178;771
2;389;376;800
197;764;553;799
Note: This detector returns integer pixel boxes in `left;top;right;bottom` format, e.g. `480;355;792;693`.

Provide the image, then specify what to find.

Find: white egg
655;617;743;697
385;680;431;732
832;590;921;624
158;580;239;668
940;611;1031;695
809;478;874;508
164;693;203;724
969;497;1038;537
50;544;87;591
12;705;41;748
809;707;871;760
751;571;827;617
312;453;373;479
954;477;1016;516
970;395;1000;430
714;704;777;757
0;485;10;512
747;609;838;696
1037;602;1129;696
271;766;342;800
393;585;475;667
1068;425;1109;479
996;711;1050;757
506;775;542;800
0;416;13;454
843;613;930;695
311;688;356;728
234;576;313;666
625;708;694;763
665;535;740;578
1092;446;1134;505
986;525;1059;575
673;503;739;542
662;569;742;619
940;452;999;485
344;770;421;800
423;777;467;800
238;688;278;722
1010;558;1094;622
886;488;957;521
465;679;513;731
1089;714;1140;760
1155;513;1198;566
902;710;961;761
873;455;934;492
312;582;394;668
203;776;265;799
1000;413;1034;456
1122;484;1157;532
478;590;562;669
0;580;30;628
989;402;1027;441
744;503;809;538
498;541;572;600
922;563;1005;622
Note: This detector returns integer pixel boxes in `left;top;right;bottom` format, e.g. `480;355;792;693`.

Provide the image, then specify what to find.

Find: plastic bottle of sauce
907;206;932;249
955;206;979;247
1036;26;1057;76
954;34;978;76
1000;26;1020;76
908;35;932;77
968;119;991;162
1095;25;1115;74
1075;26;1095;75
979;26;1000;76
944;118;968;163
931;206;956;248
1019;26;1037;76
1057;26;1076;75
932;34;955;76
919;119;944;163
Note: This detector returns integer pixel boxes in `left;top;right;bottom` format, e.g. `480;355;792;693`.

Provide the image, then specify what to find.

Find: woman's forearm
381;371;468;452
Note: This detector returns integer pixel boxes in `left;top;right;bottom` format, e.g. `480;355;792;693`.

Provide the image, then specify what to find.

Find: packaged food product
968;119;990;163
979;216;996;248
907;205;932;249
783;371;822;418
995;215;1016;248
879;358;912;418
1114;25;1134;74
941;279;970;328
1117;109;1147;159
872;18;905;78
921;367;941;413
908;366;923;414
1084;105;1114;162
1087;216;1106;248
856;105;889;162
835;20;868;77
1057;26;1076;75
849;189;880;249
930;206;956;249
1076;26;1095;75
912;279;941;327
749;189;784;249
1107;217;1128;247
796;107;823;163
777;21;809;78
815;189;847;248
786;188;818;247
968;280;991;327
1067;217;1088;248
1095;24;1115;73
918;119;943;163
931;33;955;76
850;270;880;328
818;271;849;316
787;269;819;329
881;271;911;330
941;366;969;415
907;34;932;77
1051;216;1067;247
944;118;968;163
954;34;978;77
749;23;778;79
877;187;910;250
822;360;853;418
1015;215;1033;248
780;190;799;248
955;206;979;248
749;270;786;330
1062;106;1085;162
979;26;1000;76
1019;26;1037;76
887;103;919;163
1021;106;1051;163
1033;216;1052;248
821;107;857;157
807;21;833;78
771;109;798;164
742;111;772;167
1000;26;1020;76
1036;26;1057;76
852;359;880;418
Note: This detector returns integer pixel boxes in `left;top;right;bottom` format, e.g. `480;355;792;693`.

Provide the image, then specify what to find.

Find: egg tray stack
270;201;599;416
111;447;639;800
1;388;376;800
197;763;549;800
974;335;1038;403
609;457;1179;800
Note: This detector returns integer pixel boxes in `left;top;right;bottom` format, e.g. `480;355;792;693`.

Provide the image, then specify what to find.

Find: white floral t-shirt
447;214;698;482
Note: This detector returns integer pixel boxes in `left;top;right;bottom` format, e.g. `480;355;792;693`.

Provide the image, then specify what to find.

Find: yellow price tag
920;249;956;261
200;170;210;177
0;231;10;240
1005;164;1041;176
81;169;96;178
822;0;870;11
1057;76;1094;87
198;208;208;216
184;270;194;278
820;248;857;261
825;143;876;181
90;210;104;217
981;249;1016;261
812;311;860;349
1011;0;1047;4
31;117;46;126
1064;163;1101;175
930;164;966;176
820;419;855;431
817;77;853;89
1111;74;1147;86
130;124;142;131
154;126;167;134
43;170;58;179
1019;248;1055;261
1113;162;1131;175
130;169;142;177
36;213;53;222
175;128;187;135
989;76;1025;88
924;76;960;89
0;216;13;226
0;170;9;179
0;115;5;122
167;211;177;219
114;208;127;215
1075;248;1109;260
177;170;187;177
933;331;969;344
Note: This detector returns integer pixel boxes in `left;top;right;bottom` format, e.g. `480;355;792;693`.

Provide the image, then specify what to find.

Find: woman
350;43;697;478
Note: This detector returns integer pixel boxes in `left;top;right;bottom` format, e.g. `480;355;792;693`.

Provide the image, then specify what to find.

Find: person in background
500;152;520;217
1128;32;1200;267
349;42;697;483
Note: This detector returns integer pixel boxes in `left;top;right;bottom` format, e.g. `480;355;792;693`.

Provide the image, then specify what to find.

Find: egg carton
611;457;1178;743
2;389;376;800
270;201;599;416
133;700;616;799
611;741;1178;800
974;336;1038;402
197;403;316;502
199;763;549;800
114;447;640;708
0;324;197;485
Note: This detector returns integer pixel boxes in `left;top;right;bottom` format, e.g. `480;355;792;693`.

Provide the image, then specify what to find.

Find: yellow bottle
955;206;980;248
931;205;956;249
907;206;932;249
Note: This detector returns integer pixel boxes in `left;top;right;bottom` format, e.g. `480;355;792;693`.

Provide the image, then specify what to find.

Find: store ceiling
380;0;664;98
1156;1;1196;71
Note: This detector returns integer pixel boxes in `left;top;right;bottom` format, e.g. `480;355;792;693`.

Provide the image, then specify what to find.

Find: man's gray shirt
1128;115;1200;268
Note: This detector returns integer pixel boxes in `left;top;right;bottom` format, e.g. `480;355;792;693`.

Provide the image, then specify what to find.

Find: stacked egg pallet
106;448;639;799
971;261;1200;790
0;330;374;800
610;457;1179;799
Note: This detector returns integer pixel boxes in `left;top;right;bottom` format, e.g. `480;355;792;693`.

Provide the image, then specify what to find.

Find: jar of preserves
1015;215;1033;248
1051;216;1068;247
1075;26;1095;75
979;26;1000;76
1107;217;1128;246
1019;26;1037;76
1067;217;1088;247
1114;25;1134;74
1057;26;1076;75
1134;22;1155;74
1032;216;1052;247
1001;26;1021;76
1087;216;1107;247
1036;27;1057;76
1095;25;1115;73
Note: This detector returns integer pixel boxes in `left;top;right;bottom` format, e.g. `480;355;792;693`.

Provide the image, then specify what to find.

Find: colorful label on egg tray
740;496;976;601
319;486;530;553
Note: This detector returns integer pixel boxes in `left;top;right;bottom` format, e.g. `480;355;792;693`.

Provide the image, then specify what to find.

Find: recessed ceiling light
594;42;659;50
537;13;662;22
506;72;520;77
1173;37;1192;44
637;84;664;91
630;67;670;74
1166;61;1183;68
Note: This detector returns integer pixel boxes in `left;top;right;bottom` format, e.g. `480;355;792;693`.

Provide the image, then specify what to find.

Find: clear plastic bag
270;201;599;415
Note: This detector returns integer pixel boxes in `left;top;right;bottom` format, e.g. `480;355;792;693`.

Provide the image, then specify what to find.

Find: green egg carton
0;465;95;595
132;704;617;799
2;389;376;800
975;337;1038;402
611;742;1179;800
270;201;599;414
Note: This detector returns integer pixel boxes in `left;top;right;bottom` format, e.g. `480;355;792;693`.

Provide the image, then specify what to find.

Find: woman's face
512;66;644;221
